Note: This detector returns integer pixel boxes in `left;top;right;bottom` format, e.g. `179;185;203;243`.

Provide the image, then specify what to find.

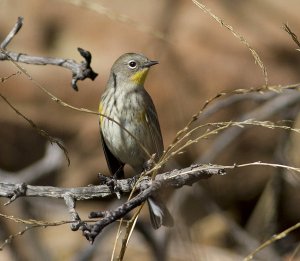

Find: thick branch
0;17;98;91
0;164;223;201
85;165;224;242
0;164;224;241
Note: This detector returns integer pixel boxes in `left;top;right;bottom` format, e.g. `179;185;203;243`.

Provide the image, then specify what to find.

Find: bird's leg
143;153;157;172
98;173;121;199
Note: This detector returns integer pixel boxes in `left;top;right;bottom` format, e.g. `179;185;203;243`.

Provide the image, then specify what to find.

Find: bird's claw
98;173;121;199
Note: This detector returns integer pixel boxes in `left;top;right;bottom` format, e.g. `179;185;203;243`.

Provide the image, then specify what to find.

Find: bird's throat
130;68;149;85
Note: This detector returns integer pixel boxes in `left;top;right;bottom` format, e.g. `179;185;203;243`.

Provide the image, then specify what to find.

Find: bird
99;53;173;229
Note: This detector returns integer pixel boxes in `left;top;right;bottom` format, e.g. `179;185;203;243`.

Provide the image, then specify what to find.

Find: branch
0;164;222;201
0;17;98;91
0;164;225;242
84;165;224;243
0;17;24;49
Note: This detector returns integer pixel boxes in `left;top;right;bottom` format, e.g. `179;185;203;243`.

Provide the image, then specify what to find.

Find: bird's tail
147;195;174;229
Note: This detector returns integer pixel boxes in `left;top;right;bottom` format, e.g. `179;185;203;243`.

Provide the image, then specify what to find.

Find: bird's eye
128;60;137;69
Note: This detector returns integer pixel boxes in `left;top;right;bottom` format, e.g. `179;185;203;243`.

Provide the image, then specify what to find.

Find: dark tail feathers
147;196;174;229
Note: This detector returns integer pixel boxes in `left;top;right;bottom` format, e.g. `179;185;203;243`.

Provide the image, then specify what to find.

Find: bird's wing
100;129;125;179
144;92;164;162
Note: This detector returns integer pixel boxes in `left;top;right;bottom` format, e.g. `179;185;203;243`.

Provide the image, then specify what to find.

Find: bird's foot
98;173;121;199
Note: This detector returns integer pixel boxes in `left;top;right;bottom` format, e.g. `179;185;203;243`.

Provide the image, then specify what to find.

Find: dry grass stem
0;92;70;165
0;71;21;83
2;6;300;259
0;213;92;251
192;0;268;85
283;23;300;49
244;222;300;261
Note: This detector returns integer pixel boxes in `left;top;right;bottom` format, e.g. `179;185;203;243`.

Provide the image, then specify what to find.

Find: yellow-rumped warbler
99;53;173;229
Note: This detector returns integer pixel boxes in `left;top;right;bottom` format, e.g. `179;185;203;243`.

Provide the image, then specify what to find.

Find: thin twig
116;204;144;261
0;16;23;49
199;91;300;162
191;0;268;85
0;17;152;160
0;93;70;165
283;23;300;49
244;222;300;261
0;71;21;83
0;212;95;251
2;48;152;160
162;83;300;165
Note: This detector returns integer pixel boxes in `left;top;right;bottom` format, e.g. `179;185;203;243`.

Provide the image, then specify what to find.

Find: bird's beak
143;60;159;68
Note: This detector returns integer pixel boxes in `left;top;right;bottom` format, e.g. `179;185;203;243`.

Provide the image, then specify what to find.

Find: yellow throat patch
130;68;149;85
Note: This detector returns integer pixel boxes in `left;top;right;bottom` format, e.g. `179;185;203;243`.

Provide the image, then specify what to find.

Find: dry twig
0;164;224;243
283;23;300;50
244;222;300;261
191;0;268;85
0;16;98;91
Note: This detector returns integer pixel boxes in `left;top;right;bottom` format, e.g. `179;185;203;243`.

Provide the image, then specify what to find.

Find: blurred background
1;0;300;260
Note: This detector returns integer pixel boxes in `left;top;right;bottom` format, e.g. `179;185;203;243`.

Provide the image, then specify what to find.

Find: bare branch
0;17;98;91
84;165;224;243
2;160;297;244
0;16;23;49
0;164;224;242
0;164;222;201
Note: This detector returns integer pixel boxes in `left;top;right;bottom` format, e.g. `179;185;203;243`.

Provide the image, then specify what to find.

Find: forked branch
0;164;225;242
0;16;98;91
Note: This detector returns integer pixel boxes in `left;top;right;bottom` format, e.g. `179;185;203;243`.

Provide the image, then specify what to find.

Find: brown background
1;0;300;260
